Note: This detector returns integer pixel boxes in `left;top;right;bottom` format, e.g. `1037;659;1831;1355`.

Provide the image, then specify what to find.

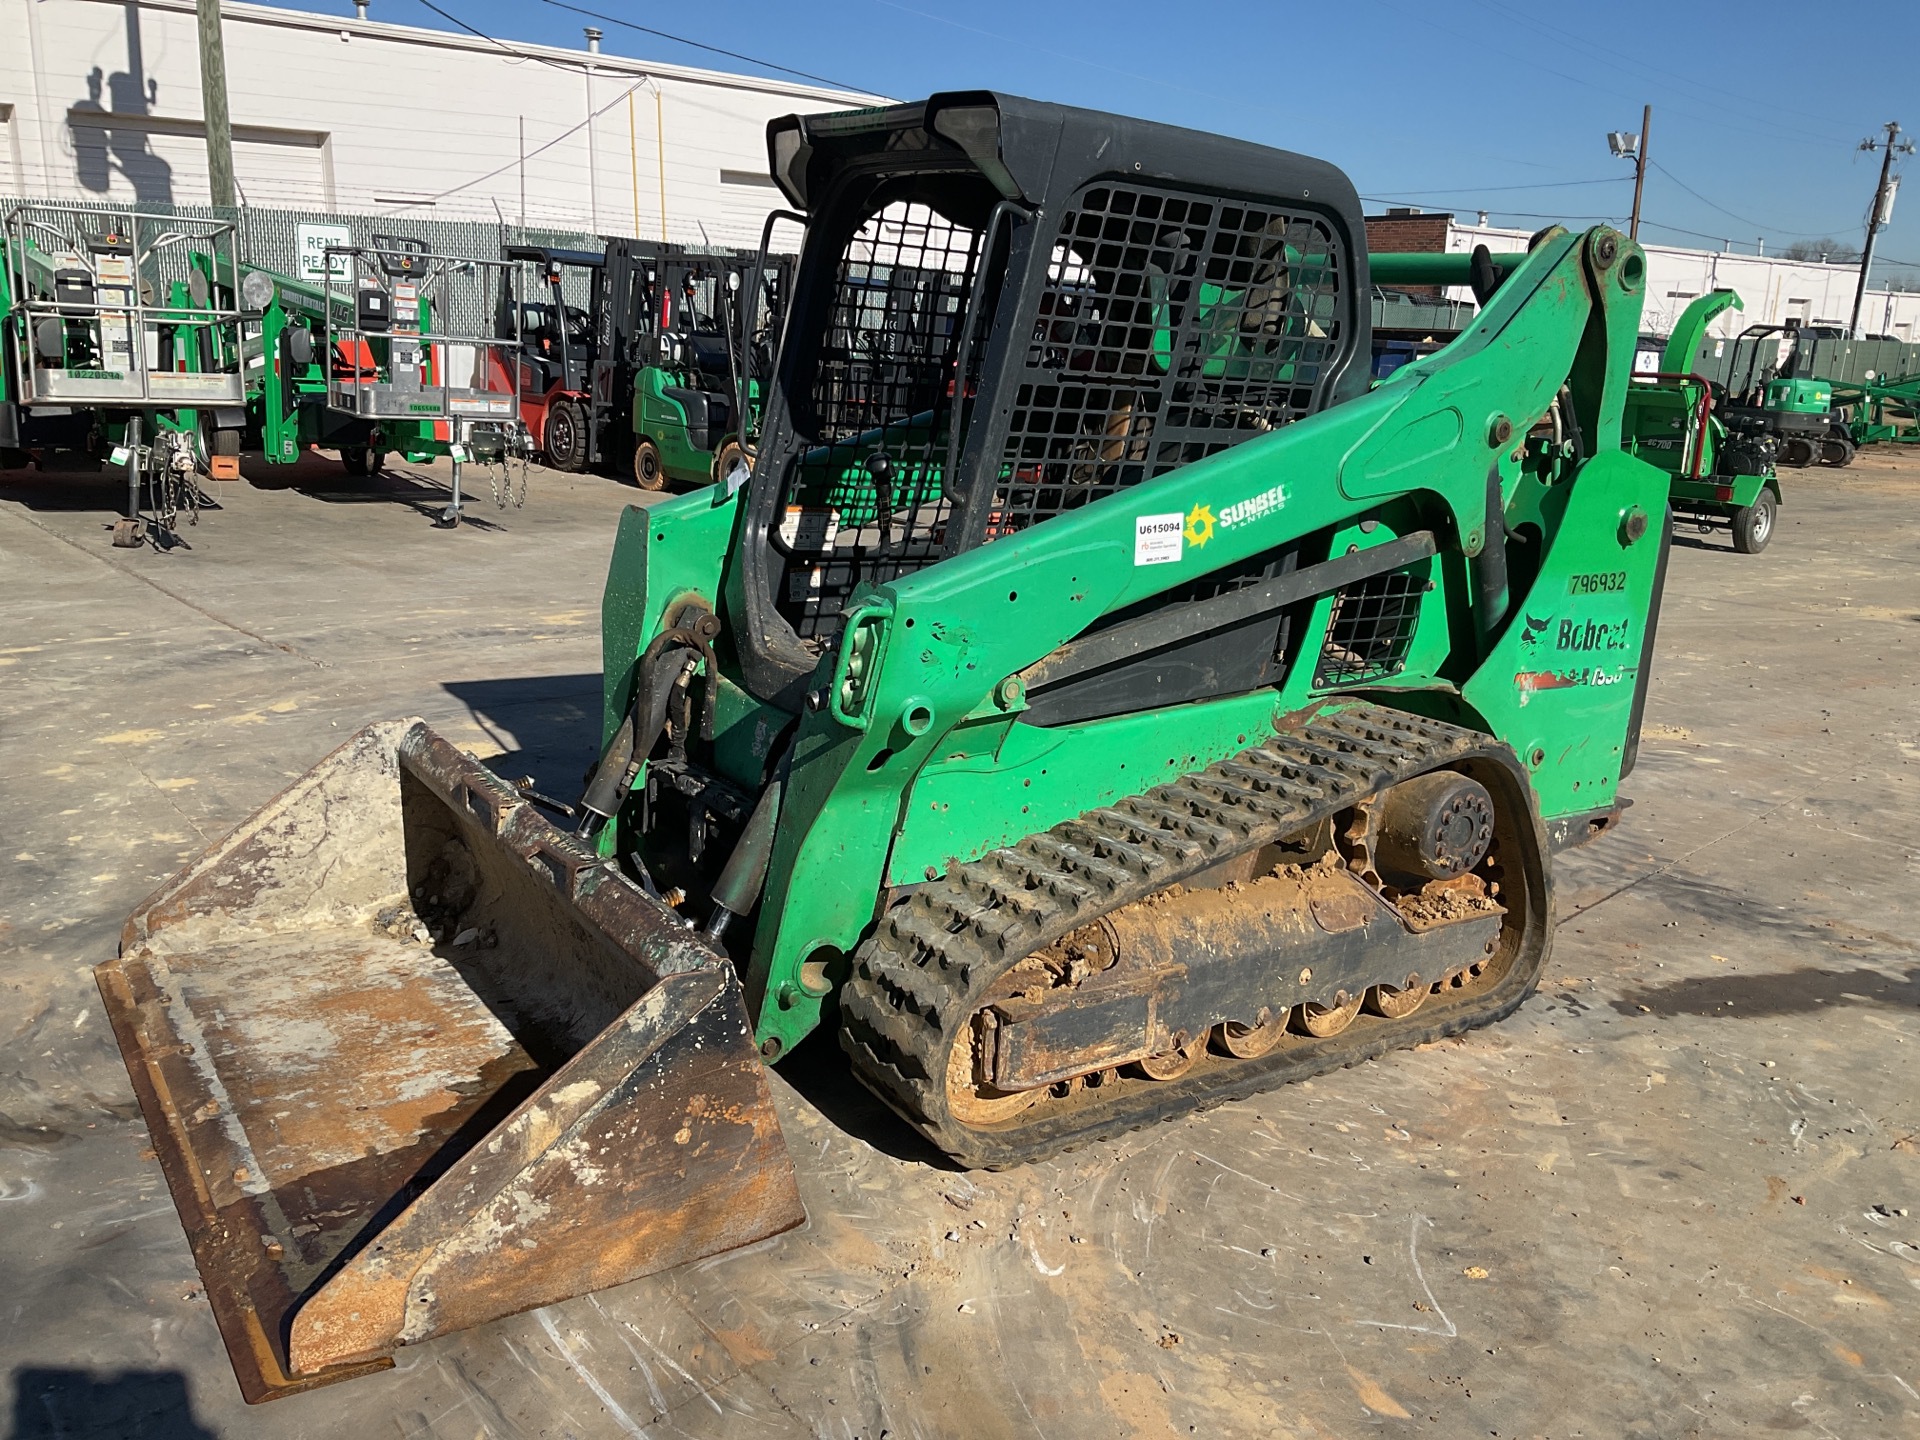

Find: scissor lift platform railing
4;204;246;412
321;245;521;427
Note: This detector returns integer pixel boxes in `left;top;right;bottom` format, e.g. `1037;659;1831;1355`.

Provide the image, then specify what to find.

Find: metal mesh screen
773;200;984;642
988;182;1344;537
1313;564;1426;689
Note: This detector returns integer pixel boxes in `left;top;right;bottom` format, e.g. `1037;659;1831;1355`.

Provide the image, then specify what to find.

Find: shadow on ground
247;459;508;531
9;1367;216;1440
1611;963;1920;1019
441;673;603;797
774;1026;961;1170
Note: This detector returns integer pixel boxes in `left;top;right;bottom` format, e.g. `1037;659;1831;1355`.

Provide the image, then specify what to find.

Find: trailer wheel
545;400;589;472
1731;491;1776;554
633;438;666;491
341;445;371;476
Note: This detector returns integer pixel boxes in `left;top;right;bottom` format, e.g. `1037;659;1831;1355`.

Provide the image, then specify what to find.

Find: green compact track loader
102;92;1677;1401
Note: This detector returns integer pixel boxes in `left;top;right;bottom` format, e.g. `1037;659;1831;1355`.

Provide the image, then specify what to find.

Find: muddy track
839;701;1554;1169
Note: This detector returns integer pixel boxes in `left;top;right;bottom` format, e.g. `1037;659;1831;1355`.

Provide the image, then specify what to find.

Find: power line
533;0;865;92
375;75;652;215
1468;0;1861;148
1647;159;1849;238
413;0;587;72
1363;176;1628;197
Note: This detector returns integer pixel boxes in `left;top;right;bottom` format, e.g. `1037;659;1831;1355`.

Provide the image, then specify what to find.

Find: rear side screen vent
1313;561;1428;689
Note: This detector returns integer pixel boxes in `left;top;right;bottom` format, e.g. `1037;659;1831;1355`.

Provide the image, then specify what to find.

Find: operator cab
729;91;1368;712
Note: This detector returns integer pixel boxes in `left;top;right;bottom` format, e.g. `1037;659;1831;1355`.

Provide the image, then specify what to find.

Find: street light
1607;106;1651;241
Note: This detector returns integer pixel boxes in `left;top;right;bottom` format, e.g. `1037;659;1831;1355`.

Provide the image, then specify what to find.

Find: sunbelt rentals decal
1134;482;1290;565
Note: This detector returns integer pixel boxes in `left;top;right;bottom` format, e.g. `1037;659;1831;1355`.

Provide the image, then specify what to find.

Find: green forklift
506;240;791;490
1625;288;1781;552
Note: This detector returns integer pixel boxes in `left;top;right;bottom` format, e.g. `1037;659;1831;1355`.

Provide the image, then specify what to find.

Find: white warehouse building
1446;220;1920;343
2;0;880;242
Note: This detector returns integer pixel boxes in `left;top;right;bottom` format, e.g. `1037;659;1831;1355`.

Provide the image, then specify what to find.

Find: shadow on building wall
68;3;176;205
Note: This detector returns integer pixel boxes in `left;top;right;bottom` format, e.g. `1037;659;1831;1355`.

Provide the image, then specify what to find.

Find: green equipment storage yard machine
506;239;792;489
229;239;531;524
1;203;249;546
101;92;1680;1401
1623;288;1782;552
1834;370;1920;448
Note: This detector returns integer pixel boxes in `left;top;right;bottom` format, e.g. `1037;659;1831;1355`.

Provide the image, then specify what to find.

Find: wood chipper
102;92;1678;1401
1623;288;1782;553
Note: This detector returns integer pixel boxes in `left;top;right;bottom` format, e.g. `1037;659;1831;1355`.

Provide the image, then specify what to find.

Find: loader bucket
97;720;804;1402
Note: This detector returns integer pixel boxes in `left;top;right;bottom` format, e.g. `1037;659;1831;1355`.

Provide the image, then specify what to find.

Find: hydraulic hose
576;631;698;835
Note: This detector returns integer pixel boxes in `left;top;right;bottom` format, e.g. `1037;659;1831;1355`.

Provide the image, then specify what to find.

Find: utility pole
1851;121;1914;339
195;0;237;208
1605;106;1651;240
1629;104;1650;241
583;27;602;233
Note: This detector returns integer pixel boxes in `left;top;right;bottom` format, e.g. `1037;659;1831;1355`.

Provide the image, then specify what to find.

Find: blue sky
294;0;1920;281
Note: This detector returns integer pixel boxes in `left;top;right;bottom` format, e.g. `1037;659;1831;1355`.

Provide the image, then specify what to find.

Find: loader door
763;186;1006;647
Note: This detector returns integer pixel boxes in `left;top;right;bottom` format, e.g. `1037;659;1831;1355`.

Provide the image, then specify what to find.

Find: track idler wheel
945;1023;1042;1126
1132;1036;1200;1081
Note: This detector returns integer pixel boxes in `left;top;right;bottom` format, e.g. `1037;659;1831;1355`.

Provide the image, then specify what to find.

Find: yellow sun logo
1183;503;1216;548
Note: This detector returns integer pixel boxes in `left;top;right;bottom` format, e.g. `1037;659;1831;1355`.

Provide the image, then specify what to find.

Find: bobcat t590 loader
99;92;1674;1401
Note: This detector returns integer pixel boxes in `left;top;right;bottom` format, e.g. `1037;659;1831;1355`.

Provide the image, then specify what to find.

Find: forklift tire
633;438;667;491
545;400;589;472
1818;436;1854;467
710;438;745;487
1731;491;1776;555
1778;436;1816;468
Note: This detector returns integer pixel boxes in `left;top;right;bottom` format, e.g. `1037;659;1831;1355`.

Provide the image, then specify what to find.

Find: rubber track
838;701;1552;1169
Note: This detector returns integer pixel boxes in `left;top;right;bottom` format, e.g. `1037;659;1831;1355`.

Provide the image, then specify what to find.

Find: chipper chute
96;720;802;1402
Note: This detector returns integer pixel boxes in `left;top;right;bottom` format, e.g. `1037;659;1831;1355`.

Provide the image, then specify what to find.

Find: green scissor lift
1;203;250;546
224;244;531;525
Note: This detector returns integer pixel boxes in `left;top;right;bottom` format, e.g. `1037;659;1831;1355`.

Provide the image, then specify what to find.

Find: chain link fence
3;195;611;333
